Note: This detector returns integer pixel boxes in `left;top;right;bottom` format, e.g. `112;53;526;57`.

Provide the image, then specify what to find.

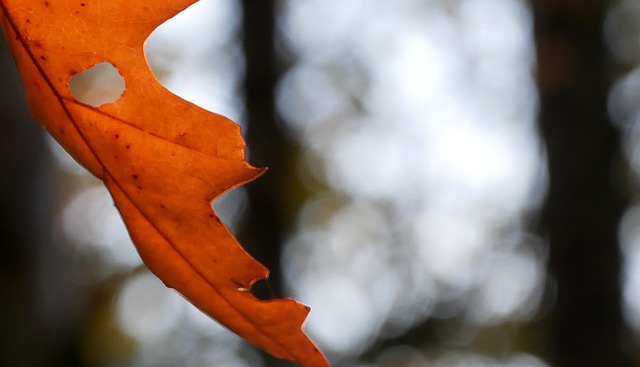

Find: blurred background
2;0;640;366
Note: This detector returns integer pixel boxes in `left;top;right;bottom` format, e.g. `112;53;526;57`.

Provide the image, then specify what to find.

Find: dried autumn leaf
0;1;329;366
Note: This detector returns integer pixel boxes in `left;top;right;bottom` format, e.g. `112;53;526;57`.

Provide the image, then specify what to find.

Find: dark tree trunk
0;35;83;367
531;1;631;365
240;1;300;366
240;0;287;298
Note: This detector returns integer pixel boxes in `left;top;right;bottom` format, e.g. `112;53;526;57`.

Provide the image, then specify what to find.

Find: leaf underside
0;1;328;366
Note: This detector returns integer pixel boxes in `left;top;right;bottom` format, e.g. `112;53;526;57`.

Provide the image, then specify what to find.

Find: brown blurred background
3;0;640;366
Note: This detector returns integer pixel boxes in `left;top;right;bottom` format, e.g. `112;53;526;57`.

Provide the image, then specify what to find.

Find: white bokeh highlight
278;0;546;360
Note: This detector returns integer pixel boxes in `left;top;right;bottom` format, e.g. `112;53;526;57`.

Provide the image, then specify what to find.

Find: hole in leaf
69;62;126;107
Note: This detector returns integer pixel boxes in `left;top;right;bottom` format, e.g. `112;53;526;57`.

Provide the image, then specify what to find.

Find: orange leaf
0;1;329;366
